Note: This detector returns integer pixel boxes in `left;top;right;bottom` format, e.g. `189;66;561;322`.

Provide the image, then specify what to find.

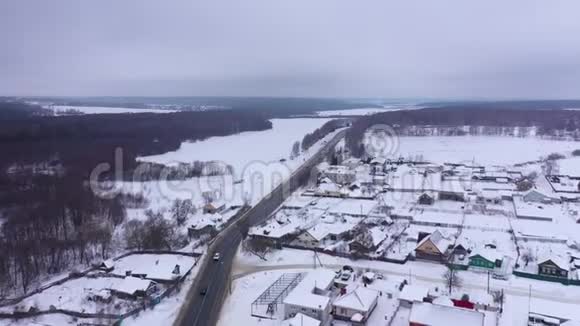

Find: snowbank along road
173;129;348;326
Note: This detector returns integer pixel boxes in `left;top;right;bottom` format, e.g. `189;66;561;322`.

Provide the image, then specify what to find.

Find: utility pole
500;289;504;313
528;285;532;318
487;270;490;294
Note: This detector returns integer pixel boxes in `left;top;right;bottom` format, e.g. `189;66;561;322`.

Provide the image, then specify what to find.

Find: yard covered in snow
393;136;580;165
110;253;197;281
138;118;332;178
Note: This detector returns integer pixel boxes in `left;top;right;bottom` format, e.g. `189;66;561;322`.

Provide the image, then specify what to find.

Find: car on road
199;287;208;296
340;271;352;281
213;253;221;261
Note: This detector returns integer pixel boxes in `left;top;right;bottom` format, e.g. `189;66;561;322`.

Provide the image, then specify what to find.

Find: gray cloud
1;0;579;98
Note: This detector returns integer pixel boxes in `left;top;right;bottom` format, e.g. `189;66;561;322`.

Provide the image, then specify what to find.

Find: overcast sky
1;1;580;99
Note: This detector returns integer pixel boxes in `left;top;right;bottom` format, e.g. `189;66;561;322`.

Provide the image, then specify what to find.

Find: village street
231;251;580;305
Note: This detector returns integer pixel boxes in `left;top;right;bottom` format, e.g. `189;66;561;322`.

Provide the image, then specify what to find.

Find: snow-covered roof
469;248;503;263
113;254;195;281
432;296;454;307
111;277;155;296
281;313;320;326
410;302;485;326
398;285;429;303
362;272;375;280
539;255;570;271
332;286;378;312
323;165;354;174
100;259;114;269
205;200;226;208
513;196;560;221
530;298;580;323
371;157;387;165
283;270;335;310
416;230;451;254
250;220;300;239
306;220;354;242
369;227;388;247
351;313;364;322
318;182;341;193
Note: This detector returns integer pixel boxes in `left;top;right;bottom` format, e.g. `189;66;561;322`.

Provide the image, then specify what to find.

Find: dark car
199;287;208;296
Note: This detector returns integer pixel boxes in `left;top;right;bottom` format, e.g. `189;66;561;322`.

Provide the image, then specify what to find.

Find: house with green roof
468;249;503;271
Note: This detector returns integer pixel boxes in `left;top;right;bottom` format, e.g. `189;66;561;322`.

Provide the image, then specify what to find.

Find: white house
398;285;429;308
284;270;335;324
281;313;321;326
109;277;157;299
316;181;344;198
409;302;485;326
332;286;379;323
321;165;356;185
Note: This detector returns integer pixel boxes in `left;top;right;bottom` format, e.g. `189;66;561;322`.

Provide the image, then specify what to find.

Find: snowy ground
558;156;580;175
316;105;422;117
234;247;580;303
43;105;177;114
138;118;331;176
223;249;506;326
120;258;203;326
127;119;340;211
393;136;580;165
0;256;203;326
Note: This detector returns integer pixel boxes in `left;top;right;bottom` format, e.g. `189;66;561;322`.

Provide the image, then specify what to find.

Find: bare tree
516;179;534;192
202;191;216;205
520;249;535;267
242;237;273;261
290;141;301;159
171;199;195;226
443;264;463;294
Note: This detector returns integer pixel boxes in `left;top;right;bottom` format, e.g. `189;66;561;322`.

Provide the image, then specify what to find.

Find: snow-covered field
558;156;580;175
393;136;580;165
139;118;331;173
138;118;337;206
44;105;176;114
317;107;391;116
316;105;421;117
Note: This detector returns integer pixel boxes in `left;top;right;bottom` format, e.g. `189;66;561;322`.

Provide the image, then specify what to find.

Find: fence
0;249;200;308
513;271;580;286
282;244;409;265
0;250;202;325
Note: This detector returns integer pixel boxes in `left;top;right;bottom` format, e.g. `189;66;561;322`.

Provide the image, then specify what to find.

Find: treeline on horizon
13;96;380;118
345;107;580;157
0;100;272;296
0;103;272;176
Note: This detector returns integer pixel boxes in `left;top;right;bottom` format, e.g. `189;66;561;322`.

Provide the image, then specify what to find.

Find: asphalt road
174;129;347;326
